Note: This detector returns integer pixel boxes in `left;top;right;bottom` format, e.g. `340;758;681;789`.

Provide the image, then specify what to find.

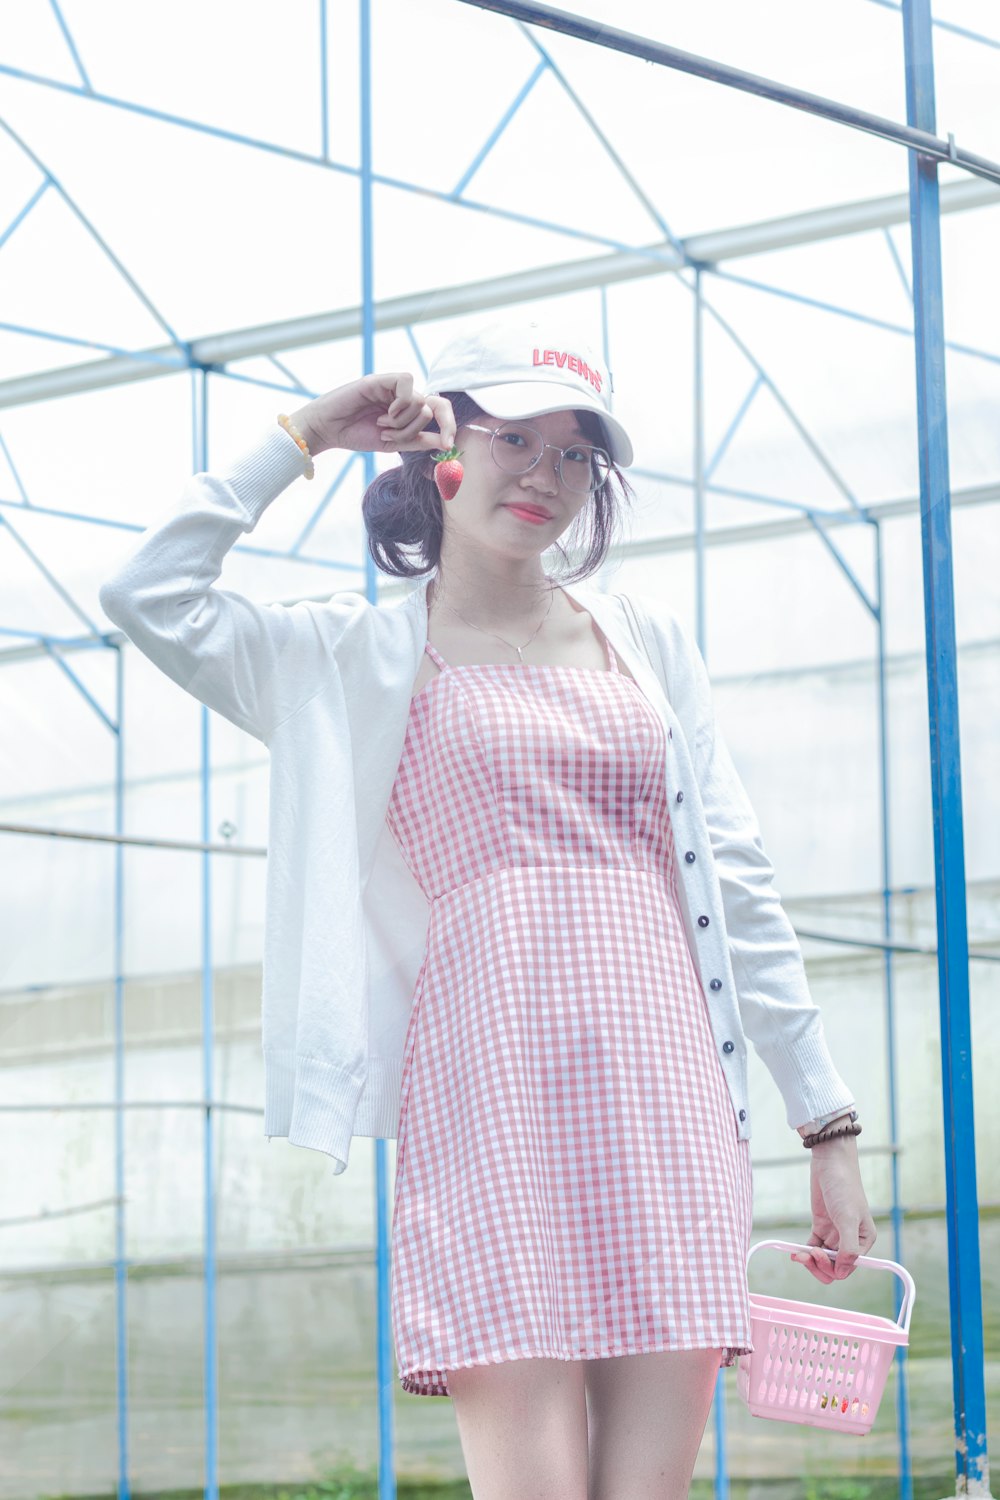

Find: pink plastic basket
736;1239;915;1435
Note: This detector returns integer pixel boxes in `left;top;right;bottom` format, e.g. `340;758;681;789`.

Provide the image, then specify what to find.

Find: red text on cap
532;347;603;394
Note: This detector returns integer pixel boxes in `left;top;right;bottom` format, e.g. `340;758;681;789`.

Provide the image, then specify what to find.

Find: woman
99;315;875;1500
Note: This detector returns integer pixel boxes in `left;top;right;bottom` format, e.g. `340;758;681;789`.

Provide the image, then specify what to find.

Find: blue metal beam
0;321;189;371
806;519;879;617
0;430;31;504
691;372;878;616
196;368;222;1500
515;20;682;250
0;485;363;572
692;267;730;1500
868;0;1000;53
707;269;1000;371
0;625;108;645
901;0;994;1494
589;471;861;518
0;507;106;638
109;643;130;1500
873;517;913;1500
698;295;865;513
693;269;707;666
599;283;611;396
0;62;695;265
0;180;50;252
704;374;763;483
36;639;116;732
451;59;550;197
883;227;914;304
403;324;429;378
320;0;330;160
710;262;1000;370
0;117;186;352
291;451;365;554
266;352;312;393
47;0;92;89
357;2;397;1495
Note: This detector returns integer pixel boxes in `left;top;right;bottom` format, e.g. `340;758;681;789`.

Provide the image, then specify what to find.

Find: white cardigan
98;424;856;1174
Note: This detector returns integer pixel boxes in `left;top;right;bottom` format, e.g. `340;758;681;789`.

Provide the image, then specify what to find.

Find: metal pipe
455;0;1000;185
694;265;729;1500
0;822;266;857
902;0;994;1492
876;514;913;1498
110;636;129;1499
196;368;222;1500
2;177;997;411
355;1;397;1491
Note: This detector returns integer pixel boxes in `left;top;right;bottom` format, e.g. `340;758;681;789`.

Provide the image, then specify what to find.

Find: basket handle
747;1238;916;1336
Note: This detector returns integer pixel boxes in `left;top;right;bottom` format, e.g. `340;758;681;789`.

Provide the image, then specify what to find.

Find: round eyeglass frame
457;420;612;494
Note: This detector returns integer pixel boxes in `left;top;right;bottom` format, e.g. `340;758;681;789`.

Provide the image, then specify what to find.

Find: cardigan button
685;851;695;862
723;1040;735;1053
676;790;684;803
709;979;722;991
698;915;709;927
739;1109;747;1122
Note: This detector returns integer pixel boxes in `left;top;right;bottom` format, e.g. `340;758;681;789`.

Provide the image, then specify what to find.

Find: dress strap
424;640;450;671
603;634;622;673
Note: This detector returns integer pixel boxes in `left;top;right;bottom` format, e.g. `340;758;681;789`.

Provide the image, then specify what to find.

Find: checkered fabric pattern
385;632;754;1397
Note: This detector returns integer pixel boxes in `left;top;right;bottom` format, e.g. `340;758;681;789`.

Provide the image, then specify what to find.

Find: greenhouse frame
0;1;997;1497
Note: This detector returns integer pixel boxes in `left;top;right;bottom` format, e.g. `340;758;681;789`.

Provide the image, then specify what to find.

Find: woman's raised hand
288;373;456;459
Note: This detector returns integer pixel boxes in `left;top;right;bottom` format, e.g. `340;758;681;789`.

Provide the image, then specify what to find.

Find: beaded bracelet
277;413;315;480
802;1112;862;1149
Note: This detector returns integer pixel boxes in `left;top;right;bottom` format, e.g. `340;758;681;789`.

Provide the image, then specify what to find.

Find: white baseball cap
422;315;633;468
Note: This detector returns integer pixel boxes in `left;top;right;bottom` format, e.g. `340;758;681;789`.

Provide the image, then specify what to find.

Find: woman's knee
449;1356;588;1500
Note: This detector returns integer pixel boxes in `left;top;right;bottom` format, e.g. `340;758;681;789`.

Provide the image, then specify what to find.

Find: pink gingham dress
385;628;754;1397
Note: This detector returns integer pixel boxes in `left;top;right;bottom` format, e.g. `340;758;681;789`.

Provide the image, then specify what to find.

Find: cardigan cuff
798;1103;858;1133
262;1047;366;1175
222;424;314;530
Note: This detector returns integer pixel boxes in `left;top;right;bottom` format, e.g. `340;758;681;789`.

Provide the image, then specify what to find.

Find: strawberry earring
431;445;464;501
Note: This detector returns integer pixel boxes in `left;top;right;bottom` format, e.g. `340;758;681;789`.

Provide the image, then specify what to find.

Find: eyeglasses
458;421;612;495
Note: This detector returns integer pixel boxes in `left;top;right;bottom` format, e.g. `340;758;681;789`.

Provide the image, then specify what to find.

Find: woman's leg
585;1347;723;1500
448;1355;589;1500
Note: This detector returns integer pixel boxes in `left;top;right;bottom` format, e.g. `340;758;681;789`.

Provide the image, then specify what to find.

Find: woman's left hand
790;1135;878;1284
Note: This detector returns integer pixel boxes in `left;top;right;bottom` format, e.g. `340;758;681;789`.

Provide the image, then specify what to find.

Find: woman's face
434;408;595;555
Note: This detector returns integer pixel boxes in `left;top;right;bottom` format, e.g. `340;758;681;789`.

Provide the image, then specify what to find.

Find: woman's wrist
810;1130;861;1157
288;402;326;457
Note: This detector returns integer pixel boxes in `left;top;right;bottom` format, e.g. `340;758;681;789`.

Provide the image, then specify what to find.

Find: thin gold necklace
431;577;557;664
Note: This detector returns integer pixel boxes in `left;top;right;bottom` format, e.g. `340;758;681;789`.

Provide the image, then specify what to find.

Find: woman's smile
503;503;553;524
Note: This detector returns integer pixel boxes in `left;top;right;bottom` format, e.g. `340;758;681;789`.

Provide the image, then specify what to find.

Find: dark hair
361;390;636;583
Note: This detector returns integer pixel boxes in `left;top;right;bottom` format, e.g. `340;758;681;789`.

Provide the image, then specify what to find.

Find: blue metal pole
901;2;994;1494
693;265;729;1500
112;642;131;1500
359;12;377;612
359;2;397;1497
693;268;707;657
197;369;221;1500
874;519;912;1500
319;0;329;161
